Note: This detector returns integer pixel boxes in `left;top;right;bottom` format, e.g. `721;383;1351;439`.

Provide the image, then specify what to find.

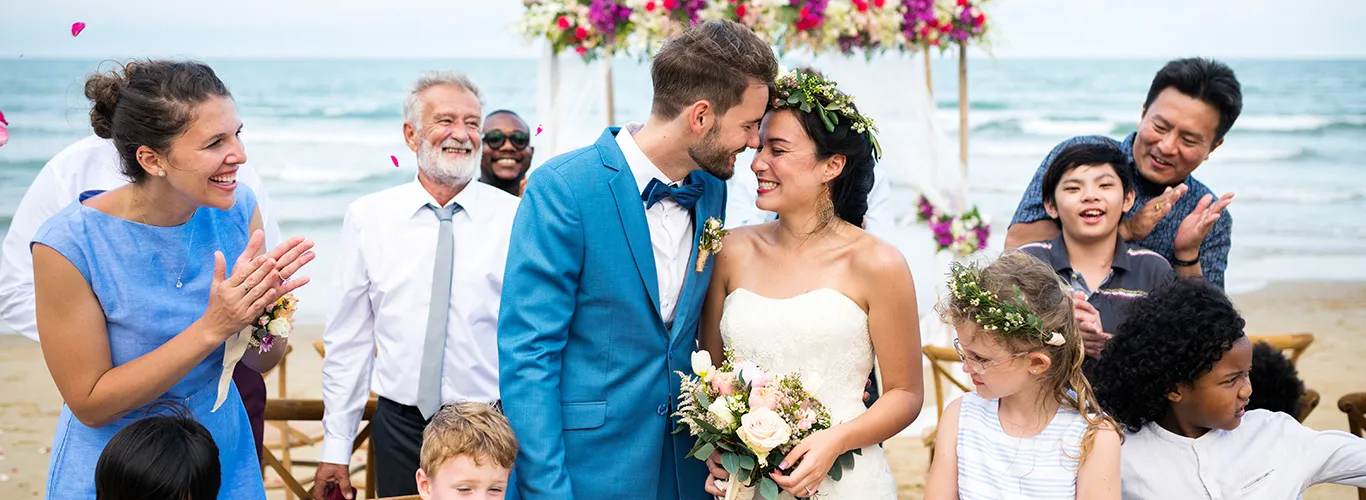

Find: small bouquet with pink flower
674;349;858;500
249;293;297;353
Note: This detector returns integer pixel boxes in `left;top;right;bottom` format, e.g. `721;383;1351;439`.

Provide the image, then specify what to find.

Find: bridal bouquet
674;349;859;500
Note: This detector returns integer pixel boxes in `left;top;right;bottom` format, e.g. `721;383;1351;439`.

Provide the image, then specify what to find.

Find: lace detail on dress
719;288;896;500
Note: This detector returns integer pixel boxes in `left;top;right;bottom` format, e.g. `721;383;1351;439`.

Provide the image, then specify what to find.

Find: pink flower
574;46;588;55
645;0;656;11
797;417;813;431
735;3;746;18
749;386;778;410
711;372;736;396
662;0;676;9
574;26;589;39
557;16;571;30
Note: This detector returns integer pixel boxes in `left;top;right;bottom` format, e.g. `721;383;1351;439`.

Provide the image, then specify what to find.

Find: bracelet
1172;255;1200;267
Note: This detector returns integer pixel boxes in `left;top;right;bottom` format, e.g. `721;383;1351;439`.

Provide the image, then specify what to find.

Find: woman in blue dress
30;60;315;499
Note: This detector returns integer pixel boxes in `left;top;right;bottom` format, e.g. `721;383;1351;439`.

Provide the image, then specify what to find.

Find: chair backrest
1247;333;1314;365
1338;392;1366;500
1341;392;1366;438
923;344;971;419
1296;389;1321;423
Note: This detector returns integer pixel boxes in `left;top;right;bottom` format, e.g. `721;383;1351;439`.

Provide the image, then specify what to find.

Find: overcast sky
3;0;1363;59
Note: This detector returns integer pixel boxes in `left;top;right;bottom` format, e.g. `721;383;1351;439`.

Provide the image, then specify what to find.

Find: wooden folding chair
264;398;379;499
1247;333;1314;365
1339;392;1366;500
922;344;971;463
1248;333;1320;421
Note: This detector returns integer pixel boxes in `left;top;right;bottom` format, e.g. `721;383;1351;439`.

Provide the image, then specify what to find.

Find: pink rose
749;386;778;411
711;372;736;396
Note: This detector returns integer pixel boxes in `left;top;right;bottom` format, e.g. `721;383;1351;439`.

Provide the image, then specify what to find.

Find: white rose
708;396;736;429
691;350;714;379
266;317;293;338
737;408;792;457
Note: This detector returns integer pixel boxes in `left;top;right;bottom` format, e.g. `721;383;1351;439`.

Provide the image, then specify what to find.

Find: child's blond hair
420;402;518;475
937;251;1122;465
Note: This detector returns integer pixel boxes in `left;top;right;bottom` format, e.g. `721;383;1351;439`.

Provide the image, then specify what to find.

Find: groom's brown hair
650;20;778;119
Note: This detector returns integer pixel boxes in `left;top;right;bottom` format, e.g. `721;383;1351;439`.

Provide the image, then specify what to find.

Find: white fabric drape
531;43;611;172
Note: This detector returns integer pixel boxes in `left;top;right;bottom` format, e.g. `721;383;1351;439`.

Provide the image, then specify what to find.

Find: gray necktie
417;202;460;419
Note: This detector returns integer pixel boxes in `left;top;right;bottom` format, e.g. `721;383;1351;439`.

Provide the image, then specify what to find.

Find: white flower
1045;332;1066;346
266;317;293;338
691;350;714;380
708;396;736;429
737;408;793;460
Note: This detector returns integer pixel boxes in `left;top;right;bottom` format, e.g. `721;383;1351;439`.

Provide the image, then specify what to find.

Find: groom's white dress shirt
617;123;692;327
0;135;280;341
319;179;518;465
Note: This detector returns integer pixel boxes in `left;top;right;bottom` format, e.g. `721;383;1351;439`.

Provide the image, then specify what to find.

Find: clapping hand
1121;184;1187;242
200;231;281;341
1174;192;1234;259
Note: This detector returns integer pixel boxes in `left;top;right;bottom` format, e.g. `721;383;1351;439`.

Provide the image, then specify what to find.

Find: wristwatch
1172;255;1200;267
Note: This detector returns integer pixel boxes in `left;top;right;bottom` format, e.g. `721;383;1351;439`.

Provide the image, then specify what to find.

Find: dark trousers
232;363;266;461
372;397;427;497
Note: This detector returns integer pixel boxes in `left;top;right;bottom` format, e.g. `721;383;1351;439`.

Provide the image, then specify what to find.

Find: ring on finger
243;283;252;293
805;487;815;496
1153;202;1163;212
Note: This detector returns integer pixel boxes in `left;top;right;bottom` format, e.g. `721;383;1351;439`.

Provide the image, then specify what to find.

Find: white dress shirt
616;123;692;326
0;135;279;341
1121;409;1366;499
319;179;518;465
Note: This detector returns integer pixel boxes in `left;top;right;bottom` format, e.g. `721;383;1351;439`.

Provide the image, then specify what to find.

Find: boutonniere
695;217;728;272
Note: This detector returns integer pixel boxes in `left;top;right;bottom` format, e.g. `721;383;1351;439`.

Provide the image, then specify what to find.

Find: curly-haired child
925;252;1122;500
1093;277;1366;498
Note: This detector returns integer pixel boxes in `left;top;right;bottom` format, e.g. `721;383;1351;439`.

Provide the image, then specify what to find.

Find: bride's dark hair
787;67;877;227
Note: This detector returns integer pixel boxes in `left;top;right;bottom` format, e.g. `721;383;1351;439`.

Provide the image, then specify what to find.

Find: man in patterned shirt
1005;58;1239;289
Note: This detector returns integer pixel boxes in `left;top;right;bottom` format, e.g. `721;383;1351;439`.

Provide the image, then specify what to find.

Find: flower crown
772;70;883;160
948;262;1066;346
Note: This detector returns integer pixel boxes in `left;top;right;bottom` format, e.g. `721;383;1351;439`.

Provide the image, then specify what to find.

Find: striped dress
957;392;1088;500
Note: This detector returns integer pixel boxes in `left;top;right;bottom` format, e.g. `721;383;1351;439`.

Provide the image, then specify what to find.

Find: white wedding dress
720;288;898;500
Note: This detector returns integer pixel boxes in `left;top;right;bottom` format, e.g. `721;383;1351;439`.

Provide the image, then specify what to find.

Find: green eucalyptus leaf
721;452;741;476
738;454;755;469
693;443;715;461
760;477;780;500
787;94;801;104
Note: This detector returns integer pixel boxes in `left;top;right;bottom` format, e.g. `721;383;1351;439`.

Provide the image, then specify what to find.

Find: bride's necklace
134;192;197;289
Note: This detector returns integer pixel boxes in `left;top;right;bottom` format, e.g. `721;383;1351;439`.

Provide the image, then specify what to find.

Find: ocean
2;58;1364;326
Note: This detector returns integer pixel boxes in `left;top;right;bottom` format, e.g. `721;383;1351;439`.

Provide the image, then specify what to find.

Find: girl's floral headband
948;261;1066;346
772;69;883;160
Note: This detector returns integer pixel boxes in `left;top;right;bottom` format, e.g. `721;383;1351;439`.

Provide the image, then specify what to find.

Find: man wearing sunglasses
479;110;535;197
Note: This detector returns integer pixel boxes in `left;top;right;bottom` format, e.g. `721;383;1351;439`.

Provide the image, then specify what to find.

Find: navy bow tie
642;178;704;210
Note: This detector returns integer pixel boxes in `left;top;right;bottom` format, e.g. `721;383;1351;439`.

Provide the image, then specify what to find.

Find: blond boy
417;403;518;499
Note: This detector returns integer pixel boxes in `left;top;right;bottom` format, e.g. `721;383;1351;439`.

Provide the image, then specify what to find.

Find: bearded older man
313;71;519;498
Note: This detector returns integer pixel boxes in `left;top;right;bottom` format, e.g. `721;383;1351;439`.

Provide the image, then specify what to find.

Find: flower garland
948;261;1065;346
520;0;991;61
916;194;989;258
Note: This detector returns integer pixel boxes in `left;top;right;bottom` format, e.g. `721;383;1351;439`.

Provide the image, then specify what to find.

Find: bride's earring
818;184;835;223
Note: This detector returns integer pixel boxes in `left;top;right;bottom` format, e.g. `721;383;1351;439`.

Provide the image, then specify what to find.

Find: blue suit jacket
499;127;725;500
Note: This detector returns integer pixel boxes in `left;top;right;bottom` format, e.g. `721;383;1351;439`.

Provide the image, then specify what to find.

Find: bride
699;70;925;499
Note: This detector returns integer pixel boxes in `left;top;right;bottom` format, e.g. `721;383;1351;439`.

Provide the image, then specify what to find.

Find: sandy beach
0;280;1362;499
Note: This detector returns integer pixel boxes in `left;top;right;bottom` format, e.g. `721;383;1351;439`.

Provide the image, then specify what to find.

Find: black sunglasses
482;130;531;150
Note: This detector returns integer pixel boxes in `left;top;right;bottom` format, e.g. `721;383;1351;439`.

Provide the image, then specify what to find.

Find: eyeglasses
954;337;1028;373
482;130;531;150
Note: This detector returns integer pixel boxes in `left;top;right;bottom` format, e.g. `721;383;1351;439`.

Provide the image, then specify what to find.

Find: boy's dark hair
1092;277;1247;432
96;402;220;500
1143;58;1243;144
1248;342;1306;418
650;21;778;119
1040;141;1134;209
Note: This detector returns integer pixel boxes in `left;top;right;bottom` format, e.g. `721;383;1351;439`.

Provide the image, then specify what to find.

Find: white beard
417;137;480;187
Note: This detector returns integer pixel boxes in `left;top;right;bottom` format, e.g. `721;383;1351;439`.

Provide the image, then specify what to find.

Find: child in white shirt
1092;277;1366;499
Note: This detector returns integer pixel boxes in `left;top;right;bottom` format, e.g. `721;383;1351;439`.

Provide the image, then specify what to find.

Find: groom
498;21;778;500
